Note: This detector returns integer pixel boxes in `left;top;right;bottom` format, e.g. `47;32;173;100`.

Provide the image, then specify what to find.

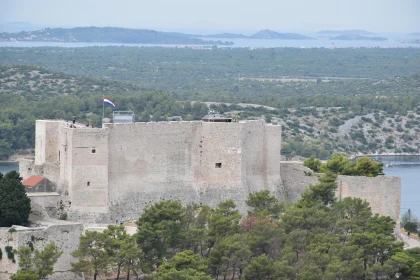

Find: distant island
318;30;377;36
330;34;388;41
250;29;312;39
200;29;313;40
0;26;233;45
400;38;420;44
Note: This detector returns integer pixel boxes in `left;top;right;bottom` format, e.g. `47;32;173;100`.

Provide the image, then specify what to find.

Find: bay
0;162;19;175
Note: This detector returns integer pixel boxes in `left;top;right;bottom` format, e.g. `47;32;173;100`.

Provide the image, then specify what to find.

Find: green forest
0;47;420;159
8;170;420;279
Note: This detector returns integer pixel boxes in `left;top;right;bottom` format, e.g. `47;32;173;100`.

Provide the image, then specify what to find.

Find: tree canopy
304;154;384;177
68;175;418;279
0;171;31;227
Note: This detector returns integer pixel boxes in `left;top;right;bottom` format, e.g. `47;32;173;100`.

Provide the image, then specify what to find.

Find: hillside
277;105;420;159
1;64;420;160
0;26;233;45
0;65;142;98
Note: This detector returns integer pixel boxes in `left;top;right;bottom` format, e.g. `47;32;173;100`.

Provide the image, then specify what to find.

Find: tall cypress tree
0;171;31;227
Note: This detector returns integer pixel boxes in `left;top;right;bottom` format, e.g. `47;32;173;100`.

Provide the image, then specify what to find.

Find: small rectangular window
92;149;96;154
215;163;222;168
87;181;90;186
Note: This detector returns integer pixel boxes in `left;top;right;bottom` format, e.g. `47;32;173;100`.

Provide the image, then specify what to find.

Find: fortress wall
19;159;38;180
280;162;401;223
198;122;243;185
263;124;282;192
105;122;202;222
35;121;65;165
338;175;401;225
242;122;282;197
0;223;83;280
280;162;319;202
197;122;248;212
67;128;109;213
29;193;62;218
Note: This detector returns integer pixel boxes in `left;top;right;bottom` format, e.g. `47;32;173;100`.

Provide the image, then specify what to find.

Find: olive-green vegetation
70;174;417;279
1;47;420;159
401;211;419;234
71;226;145;280
0;171;31;227
304;154;384;177
11;242;63;280
279;105;420;159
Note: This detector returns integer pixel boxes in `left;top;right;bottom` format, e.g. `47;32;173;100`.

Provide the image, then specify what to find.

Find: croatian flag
104;97;116;108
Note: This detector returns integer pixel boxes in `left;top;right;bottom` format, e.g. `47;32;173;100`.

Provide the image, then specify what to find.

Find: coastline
2;153;34;163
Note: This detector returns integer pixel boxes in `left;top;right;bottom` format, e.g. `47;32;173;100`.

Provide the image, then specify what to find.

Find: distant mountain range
201;29;313;40
0;27;233;45
330;34;387;41
318;30;377;36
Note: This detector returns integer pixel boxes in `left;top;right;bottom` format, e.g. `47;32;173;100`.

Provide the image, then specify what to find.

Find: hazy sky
1;0;419;33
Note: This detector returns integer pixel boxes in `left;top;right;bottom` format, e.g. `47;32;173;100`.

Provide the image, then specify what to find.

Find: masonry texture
0;219;83;280
21;120;282;222
20;120;400;224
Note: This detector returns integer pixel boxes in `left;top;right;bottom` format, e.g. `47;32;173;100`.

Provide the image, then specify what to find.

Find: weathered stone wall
0;222;83;280
35;121;65;166
280;162;401;223
66;128;109;215
337;175;401;225
280;162;319;202
28;193;62;218
243;121;281;196
103;121;281;222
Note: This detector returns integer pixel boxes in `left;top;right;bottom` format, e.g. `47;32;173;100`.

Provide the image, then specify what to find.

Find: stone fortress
0;115;401;279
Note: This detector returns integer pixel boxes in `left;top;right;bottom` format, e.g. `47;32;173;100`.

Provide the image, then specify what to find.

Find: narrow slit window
87;181;90;186
215;163;222;168
92;148;96;154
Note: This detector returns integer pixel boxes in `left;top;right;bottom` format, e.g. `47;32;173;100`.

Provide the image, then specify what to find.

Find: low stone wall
28;192;63;219
280;162;319;202
337;175;401;225
0;222;83;280
279;162;401;224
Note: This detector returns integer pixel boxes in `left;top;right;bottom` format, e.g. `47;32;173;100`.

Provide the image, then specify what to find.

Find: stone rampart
104;121;281;222
280;162;401;223
280;162;318;202
337;175;401;225
0;222;83;280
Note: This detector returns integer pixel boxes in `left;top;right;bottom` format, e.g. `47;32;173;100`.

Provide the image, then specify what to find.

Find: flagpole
102;96;105;121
